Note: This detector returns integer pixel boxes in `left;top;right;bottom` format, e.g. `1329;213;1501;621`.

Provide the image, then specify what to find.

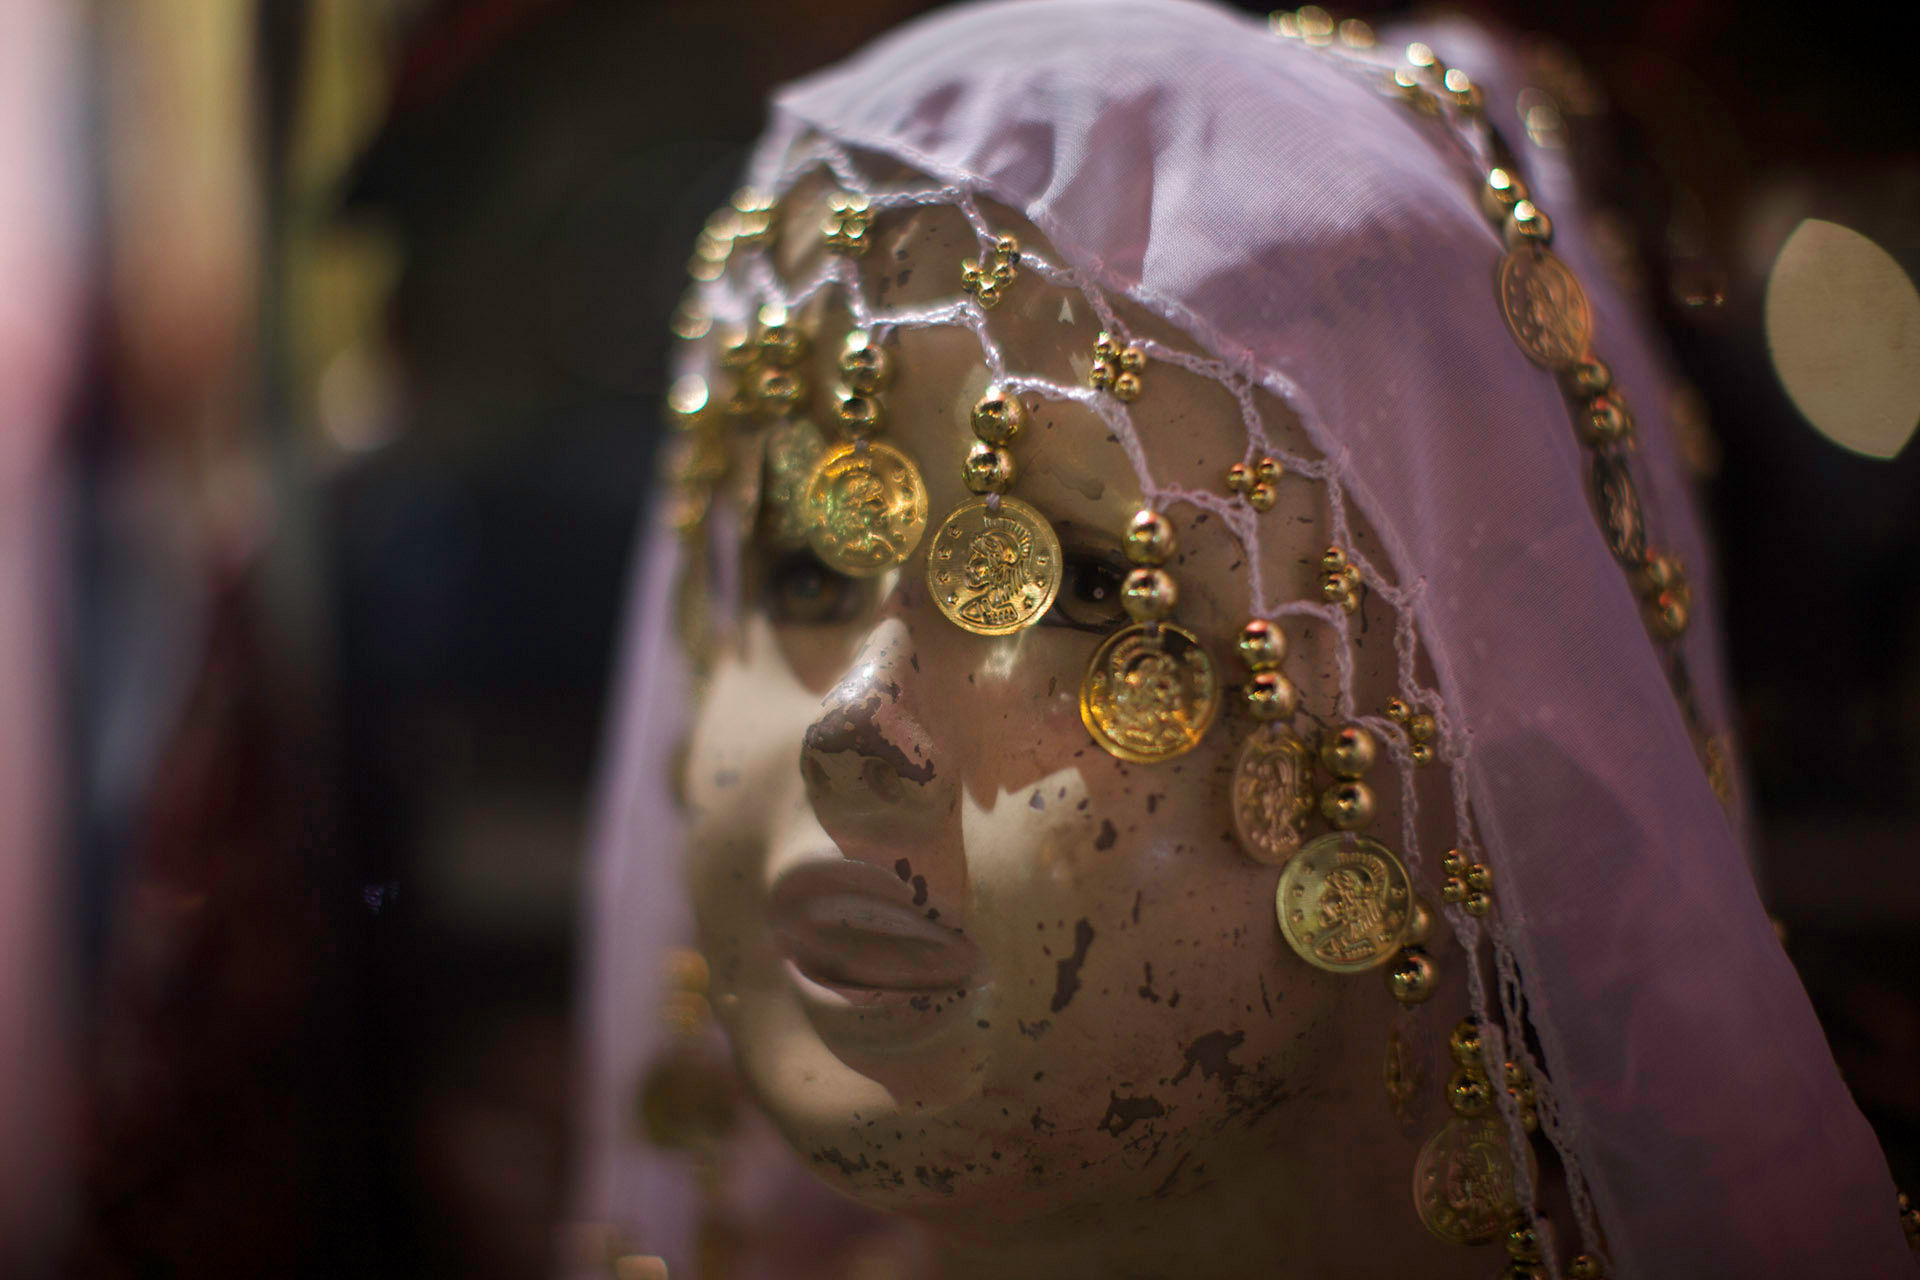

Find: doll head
582;3;1908;1275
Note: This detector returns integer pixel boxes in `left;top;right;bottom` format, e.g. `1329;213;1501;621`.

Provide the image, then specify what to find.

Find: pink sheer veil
577;1;1913;1274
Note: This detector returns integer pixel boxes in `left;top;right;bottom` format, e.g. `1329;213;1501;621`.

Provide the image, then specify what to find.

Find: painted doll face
680;191;1449;1232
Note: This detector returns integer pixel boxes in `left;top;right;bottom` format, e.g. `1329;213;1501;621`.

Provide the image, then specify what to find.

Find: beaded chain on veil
587;1;1917;1275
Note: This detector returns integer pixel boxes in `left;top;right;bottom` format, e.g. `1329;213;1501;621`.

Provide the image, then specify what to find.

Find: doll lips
769;859;979;993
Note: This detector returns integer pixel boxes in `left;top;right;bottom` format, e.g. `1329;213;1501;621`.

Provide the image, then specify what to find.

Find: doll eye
1042;548;1130;632
765;550;863;626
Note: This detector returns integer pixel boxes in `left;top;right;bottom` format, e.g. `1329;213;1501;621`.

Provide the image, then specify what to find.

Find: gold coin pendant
927;496;1062;636
1079;623;1221;763
1411;1116;1525;1245
803;440;929;577
1498;246;1592;370
1274;832;1412;972
762;417;825;547
1230;725;1313;865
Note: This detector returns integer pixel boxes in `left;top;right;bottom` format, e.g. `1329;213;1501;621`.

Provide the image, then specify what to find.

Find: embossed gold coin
1589;451;1645;566
1080;623;1220;763
1498;247;1592;370
1274;833;1413;973
1230;726;1313;865
926;496;1062;636
803;441;929;577
761;417;825;547
1412;1116;1527;1245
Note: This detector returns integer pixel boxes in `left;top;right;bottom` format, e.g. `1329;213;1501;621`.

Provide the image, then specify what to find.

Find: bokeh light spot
1764;218;1920;460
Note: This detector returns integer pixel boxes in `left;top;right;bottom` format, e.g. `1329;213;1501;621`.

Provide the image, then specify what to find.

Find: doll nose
799;619;945;821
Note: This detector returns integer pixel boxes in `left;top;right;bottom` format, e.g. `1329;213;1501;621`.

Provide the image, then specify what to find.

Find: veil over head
579;2;1911;1274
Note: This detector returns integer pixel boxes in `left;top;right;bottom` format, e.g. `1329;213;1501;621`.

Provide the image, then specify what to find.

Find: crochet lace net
579;2;1911;1276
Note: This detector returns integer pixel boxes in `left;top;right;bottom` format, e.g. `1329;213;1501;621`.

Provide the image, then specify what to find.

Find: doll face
682;201;1426;1229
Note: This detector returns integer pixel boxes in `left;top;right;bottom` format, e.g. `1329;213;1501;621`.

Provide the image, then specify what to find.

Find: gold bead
963;442;1016;493
1117;345;1146;375
989;260;1014;285
1568;1255;1606;1280
1441;877;1468;904
1404;897;1433;945
664;947;711;995
756;305;808;367
667;374;710;422
993;234;1020;262
661;989;713;1038
1410;742;1435;766
1464;864;1491;893
1385;697;1411;724
1112;371;1143;402
1581;393;1634;445
1505;1224;1543;1262
1447;1068;1492;1117
1248;480;1277;512
1385;947;1436;1005
1236;618;1286;671
1519;1104;1540;1133
1089;360;1115;390
1647;590;1690;639
1319;779;1375;829
1448;1019;1481;1066
838;331;890;393
1226;462;1252;494
1320;724;1378;778
1505;200;1554;248
1093;331;1119;363
717;325;755;369
1321;545;1348;571
1336;17;1374;47
1444;67;1483;113
1462;890;1492;917
1125;509;1175;565
1504;1059;1531;1092
1253;456;1282;486
1245;671;1298;721
1121;567;1177;622
1481;166;1529;223
755;366;806;415
971;389;1027;446
1564;357;1613;399
822;192;873;257
1320;572;1350;605
1637;552;1681;594
1441;849;1466;878
836;388;884;436
1405;40;1439;71
1408;712;1436;743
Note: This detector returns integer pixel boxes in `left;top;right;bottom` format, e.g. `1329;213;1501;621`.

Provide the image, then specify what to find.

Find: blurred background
1;0;1914;1276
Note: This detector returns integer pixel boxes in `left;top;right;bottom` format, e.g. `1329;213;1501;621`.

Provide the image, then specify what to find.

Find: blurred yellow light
1765;218;1920;460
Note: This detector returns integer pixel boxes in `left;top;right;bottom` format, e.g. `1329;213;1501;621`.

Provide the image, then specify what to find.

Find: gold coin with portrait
1411;1115;1526;1245
803;441;929;577
1080;623;1220;763
1230;725;1313;865
761;417;825;547
1497;246;1592;370
1274;832;1412;973
927;496;1062;636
